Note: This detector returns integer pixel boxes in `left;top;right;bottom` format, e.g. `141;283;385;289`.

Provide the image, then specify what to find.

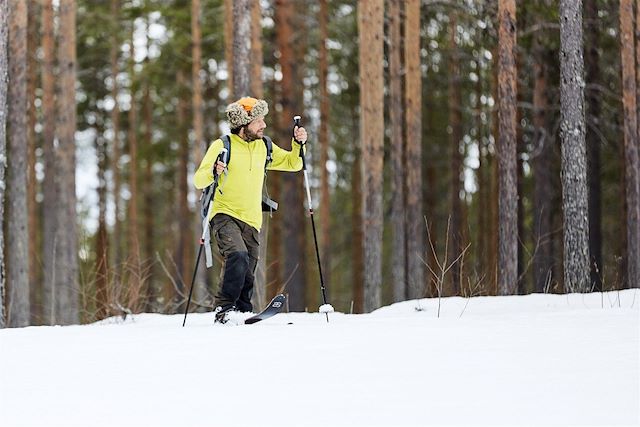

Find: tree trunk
224;0;233;94
190;3;207;311
27;1;39;323
424;73;438;297
142;35;154;311
637;0;640;140
55;0;79;324
318;0;331;306
8;0;30;327
176;69;193;310
358;0;384;312
232;0;251;97
475;57;487;286
250;0;263;98
352;145;364;313
532;42;554;293
405;0;424;300
251;0;268;311
619;0;640;289
110;0;122;284
560;0;590;293
41;0;56;324
127;25;142;307
497;0;518;295
448;11;462;296
95;126;109;321
388;0;406;302
275;0;307;311
585;0;602;291
0;0;8;329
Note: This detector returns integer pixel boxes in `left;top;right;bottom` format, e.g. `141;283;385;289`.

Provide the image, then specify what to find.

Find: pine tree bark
188;2;205;311
224;0;233;94
560;0;590;293
95;127;109;320
275;0;307;311
8;0;30;327
532;42;554;293
490;45;499;295
109;0;123;316
405;0;424;300
41;0;56;324
176;69;193;310
0;0;8;329
142;34;154;311
475;58;487;286
318;0;331;305
619;0;640;289
585;0;602;290
388;0;406;302
27;1;39;322
250;0;263;98
637;0;640;137
232;0;251;97
352;145;364;313
497;0;518;295
358;0;384;312
251;0;268;311
56;0;79;323
448;11;462;296
127;26;141;305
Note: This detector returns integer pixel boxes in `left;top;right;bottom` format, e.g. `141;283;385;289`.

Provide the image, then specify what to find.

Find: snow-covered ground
1;290;638;427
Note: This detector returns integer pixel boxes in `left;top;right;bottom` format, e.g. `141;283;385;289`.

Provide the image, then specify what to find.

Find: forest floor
1;289;638;427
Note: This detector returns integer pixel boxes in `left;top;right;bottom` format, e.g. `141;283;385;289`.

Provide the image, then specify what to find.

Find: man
193;97;307;323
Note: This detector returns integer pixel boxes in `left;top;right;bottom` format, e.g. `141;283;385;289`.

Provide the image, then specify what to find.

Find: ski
245;294;286;324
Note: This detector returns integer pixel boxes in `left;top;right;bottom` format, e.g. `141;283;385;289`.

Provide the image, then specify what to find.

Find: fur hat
225;97;269;128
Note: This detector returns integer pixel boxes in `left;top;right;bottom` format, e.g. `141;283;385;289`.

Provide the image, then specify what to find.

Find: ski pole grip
293;115;301;143
218;147;228;164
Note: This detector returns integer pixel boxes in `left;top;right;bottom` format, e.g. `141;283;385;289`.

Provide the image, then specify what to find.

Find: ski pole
294;115;331;322
182;148;228;327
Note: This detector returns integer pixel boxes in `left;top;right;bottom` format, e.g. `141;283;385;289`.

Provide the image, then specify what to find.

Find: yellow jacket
193;134;304;231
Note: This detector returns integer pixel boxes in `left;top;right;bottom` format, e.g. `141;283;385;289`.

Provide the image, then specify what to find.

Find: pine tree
55;0;79;323
41;0;56;324
8;0;30;326
497;0;518;295
619;0;640;288
275;0;307;311
448;11;463;296
405;0;424;299
358;0;384;312
560;0;590;293
0;0;8;329
388;0;406;302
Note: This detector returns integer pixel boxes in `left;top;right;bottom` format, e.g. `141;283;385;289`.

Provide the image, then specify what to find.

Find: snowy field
1;290;638;427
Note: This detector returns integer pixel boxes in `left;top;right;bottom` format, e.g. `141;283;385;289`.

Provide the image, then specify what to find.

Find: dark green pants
211;213;260;312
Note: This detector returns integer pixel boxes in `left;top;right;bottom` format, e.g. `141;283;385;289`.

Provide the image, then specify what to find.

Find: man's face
243;117;266;141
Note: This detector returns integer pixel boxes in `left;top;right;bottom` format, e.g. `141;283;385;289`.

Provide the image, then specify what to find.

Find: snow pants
211;213;260;312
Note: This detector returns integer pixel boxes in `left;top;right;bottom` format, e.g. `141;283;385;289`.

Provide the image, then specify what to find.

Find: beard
242;126;264;141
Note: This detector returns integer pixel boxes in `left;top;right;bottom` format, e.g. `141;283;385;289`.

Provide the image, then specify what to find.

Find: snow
319;303;335;313
1;290;639;427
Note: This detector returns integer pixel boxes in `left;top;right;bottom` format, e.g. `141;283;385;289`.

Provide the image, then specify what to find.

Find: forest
0;0;639;328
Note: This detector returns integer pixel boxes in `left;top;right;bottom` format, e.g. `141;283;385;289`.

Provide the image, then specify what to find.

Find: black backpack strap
221;134;231;165
262;136;273;171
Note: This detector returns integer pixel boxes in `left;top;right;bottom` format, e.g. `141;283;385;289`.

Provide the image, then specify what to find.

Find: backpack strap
219;134;270;171
262;135;273;172
221;134;231;165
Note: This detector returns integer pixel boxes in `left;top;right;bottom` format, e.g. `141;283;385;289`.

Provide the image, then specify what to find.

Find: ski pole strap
203;215;214;268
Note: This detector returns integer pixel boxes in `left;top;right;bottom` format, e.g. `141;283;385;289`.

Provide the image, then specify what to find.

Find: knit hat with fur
225;97;269;128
